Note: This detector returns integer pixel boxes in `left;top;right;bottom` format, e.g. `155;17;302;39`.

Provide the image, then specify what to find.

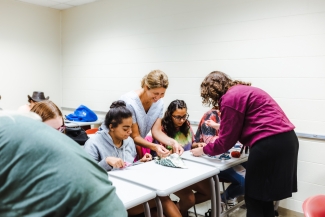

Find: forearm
203;135;219;144
203;140;227;156
133;135;159;151
212;125;220;130
151;118;175;146
98;158;113;171
203;106;243;156
152;130;174;147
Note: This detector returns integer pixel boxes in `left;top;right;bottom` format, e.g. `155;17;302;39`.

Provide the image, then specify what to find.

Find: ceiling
18;0;100;10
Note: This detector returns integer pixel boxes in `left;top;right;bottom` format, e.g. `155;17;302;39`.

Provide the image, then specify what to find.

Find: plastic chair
85;128;98;135
303;195;325;217
136;136;152;159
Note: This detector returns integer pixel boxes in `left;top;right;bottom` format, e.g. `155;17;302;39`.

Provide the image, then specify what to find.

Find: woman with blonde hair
30;100;65;132
119;70;184;158
118;70;184;217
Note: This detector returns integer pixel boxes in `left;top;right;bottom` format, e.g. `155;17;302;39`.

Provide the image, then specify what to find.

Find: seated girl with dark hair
160;100;205;151
159;100;210;217
84;100;152;171
84;100;183;217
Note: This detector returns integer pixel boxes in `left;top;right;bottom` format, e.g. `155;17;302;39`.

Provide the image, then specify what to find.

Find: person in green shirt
0;112;127;217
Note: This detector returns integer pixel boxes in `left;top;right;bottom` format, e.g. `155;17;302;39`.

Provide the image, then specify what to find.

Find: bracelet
166;140;174;150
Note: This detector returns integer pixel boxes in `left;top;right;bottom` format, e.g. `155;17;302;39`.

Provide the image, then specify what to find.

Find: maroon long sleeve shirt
203;85;295;156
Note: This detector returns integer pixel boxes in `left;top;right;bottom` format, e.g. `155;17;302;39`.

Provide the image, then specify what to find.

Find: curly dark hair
104;100;132;129
200;71;251;107
161;100;190;139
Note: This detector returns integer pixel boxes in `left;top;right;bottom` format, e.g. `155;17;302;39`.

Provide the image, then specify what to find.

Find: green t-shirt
0;114;127;217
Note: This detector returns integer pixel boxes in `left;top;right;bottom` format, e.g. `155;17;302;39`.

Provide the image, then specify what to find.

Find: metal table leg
209;176;217;217
213;175;221;217
155;196;163;217
143;202;151;217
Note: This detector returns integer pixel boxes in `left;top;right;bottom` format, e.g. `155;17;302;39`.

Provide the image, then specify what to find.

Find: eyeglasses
58;126;66;133
172;114;189;121
58;117;66;133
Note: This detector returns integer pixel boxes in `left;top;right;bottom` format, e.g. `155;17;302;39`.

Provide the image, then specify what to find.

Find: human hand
191;142;207;149
172;141;184;155
155;145;170;158
140;153;152;162
205;120;220;130
190;147;204;157
106;157;124;168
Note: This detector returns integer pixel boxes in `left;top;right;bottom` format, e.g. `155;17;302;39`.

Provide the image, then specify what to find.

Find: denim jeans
219;164;245;200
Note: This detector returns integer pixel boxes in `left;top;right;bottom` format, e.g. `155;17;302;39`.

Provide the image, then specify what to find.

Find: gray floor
172;194;303;217
189;207;303;217
189;206;246;217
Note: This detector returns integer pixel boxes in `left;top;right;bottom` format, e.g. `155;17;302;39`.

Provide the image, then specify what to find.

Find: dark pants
219;164;245;200
245;195;275;217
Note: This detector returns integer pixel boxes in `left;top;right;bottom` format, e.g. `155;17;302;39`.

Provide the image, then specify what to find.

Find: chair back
85;128;98;135
303;195;325;217
136;136;152;159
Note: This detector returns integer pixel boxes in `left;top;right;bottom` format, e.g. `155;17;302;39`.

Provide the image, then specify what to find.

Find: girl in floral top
194;107;220;144
160;100;210;217
195;107;246;206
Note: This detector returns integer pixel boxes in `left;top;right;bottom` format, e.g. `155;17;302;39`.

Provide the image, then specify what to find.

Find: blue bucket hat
66;105;98;122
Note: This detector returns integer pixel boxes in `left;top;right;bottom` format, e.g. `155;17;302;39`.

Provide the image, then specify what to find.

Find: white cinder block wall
0;0;322;214
0;0;61;109
62;0;325;213
0;0;324;214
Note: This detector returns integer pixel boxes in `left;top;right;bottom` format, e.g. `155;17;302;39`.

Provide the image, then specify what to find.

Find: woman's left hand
140;153;152;162
190;147;204;157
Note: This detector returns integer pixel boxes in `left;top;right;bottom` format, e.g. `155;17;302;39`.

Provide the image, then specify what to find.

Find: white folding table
109;176;156;217
181;150;248;171
181;150;248;216
64;119;103;127
109;160;220;217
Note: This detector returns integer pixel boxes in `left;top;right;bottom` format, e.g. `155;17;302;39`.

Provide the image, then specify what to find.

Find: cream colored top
17;104;32;112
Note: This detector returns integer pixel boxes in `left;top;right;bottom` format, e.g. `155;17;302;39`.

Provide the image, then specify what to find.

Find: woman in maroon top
191;71;299;217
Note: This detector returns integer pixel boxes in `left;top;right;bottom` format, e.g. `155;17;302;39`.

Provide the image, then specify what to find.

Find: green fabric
0;114;127;217
154;153;187;169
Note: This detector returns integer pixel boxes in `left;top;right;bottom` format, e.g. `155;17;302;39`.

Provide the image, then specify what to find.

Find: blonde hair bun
141;70;169;89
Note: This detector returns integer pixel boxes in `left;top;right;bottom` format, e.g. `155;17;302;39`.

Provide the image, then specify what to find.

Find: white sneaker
227;197;238;207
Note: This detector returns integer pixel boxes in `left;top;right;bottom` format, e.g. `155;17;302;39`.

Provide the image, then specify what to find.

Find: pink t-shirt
203;85;295;156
